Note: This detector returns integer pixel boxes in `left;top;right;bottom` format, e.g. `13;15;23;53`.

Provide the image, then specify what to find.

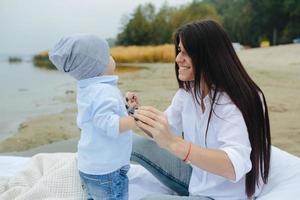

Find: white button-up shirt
77;75;132;175
165;89;263;200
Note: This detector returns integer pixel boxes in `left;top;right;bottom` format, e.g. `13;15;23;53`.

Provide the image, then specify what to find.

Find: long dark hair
174;19;271;198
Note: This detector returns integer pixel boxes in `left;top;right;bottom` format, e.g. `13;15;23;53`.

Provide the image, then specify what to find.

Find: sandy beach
1;44;299;157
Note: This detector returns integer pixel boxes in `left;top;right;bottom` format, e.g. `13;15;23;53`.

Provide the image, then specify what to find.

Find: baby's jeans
79;165;130;200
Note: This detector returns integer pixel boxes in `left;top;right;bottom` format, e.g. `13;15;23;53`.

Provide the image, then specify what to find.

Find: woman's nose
175;53;183;63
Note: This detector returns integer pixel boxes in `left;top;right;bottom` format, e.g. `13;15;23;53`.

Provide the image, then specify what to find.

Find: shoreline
0;138;78;157
0;60;76;141
0;107;79;153
1;44;300;157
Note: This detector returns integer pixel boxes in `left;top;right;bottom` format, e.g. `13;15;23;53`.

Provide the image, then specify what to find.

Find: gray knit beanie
49;34;109;80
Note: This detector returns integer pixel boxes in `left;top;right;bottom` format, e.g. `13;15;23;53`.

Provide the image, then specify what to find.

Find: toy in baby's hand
125;92;153;138
125;91;139;116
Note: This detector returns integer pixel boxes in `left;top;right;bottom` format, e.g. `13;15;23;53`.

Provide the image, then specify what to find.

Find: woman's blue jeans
131;134;212;200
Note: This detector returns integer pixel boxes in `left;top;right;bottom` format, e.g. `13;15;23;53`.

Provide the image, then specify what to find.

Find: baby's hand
125;92;139;108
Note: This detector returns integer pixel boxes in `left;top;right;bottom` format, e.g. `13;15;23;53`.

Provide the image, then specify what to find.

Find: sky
0;0;189;55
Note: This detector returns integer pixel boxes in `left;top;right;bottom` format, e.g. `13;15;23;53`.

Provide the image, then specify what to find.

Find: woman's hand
134;106;175;149
134;107;236;180
134;106;190;164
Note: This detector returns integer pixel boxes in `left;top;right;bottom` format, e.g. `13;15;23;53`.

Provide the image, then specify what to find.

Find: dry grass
111;44;175;63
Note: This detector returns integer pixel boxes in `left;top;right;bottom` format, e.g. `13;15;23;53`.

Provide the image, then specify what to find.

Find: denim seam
108;173;113;196
132;152;189;189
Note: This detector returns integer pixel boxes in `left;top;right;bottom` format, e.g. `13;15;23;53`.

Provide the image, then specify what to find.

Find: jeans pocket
96;179;113;197
80;172;113;199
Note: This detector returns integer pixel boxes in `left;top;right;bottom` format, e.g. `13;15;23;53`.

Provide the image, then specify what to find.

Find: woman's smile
179;65;191;70
178;64;194;81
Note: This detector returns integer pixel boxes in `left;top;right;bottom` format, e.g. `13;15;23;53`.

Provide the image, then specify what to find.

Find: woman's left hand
134;106;175;149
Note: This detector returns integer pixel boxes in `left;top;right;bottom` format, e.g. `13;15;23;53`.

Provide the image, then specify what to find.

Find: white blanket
0;153;84;200
0;153;172;200
0;146;300;200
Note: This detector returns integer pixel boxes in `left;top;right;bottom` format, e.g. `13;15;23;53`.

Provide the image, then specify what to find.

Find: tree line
116;0;300;47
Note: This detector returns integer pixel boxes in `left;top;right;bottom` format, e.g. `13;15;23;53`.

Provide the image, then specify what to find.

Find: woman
132;20;271;200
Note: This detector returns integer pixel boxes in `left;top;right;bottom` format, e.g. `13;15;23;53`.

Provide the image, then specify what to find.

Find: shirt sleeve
216;104;252;183
91;91;120;139
164;89;184;135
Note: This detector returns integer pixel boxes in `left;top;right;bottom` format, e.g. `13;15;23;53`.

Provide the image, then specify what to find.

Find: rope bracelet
183;142;192;163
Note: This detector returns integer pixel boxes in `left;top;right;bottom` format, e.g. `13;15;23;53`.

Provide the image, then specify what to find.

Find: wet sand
1;44;299;157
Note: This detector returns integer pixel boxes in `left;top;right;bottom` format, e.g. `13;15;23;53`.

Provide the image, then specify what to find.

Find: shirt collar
78;75;119;88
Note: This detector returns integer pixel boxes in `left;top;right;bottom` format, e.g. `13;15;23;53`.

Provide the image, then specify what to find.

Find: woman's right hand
134;106;175;149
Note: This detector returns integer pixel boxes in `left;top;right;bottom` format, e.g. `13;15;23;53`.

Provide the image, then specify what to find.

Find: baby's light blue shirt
76;75;132;175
